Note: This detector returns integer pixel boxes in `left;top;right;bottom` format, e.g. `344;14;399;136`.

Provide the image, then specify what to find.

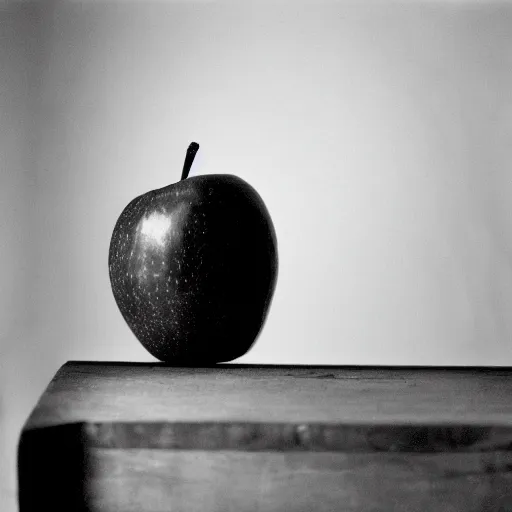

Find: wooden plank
25;362;512;429
27;421;512;453
83;449;512;512
85;421;356;451
18;438;512;512
19;362;512;511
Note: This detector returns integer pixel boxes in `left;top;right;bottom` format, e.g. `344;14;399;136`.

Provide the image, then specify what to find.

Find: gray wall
2;1;512;509
1;3;39;507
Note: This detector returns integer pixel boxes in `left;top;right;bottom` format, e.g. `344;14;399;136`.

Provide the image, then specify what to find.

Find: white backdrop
2;1;512;509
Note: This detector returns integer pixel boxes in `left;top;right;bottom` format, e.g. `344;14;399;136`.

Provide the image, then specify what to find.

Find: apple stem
181;142;200;181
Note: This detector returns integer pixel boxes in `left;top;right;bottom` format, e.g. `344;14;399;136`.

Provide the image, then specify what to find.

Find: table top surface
20;363;512;509
26;361;512;427
22;362;512;453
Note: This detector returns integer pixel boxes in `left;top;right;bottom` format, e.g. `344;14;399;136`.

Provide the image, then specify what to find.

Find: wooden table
19;362;512;511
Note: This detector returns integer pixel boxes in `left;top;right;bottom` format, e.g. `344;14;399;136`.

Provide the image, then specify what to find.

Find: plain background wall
2;1;512;509
1;3;39;509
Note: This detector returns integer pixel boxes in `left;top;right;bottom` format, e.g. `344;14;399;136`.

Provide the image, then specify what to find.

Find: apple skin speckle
108;174;278;364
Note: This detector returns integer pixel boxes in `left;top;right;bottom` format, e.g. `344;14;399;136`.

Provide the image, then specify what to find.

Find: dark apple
109;142;278;363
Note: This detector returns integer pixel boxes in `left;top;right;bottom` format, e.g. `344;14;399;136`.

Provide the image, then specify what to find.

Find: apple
109;142;278;363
